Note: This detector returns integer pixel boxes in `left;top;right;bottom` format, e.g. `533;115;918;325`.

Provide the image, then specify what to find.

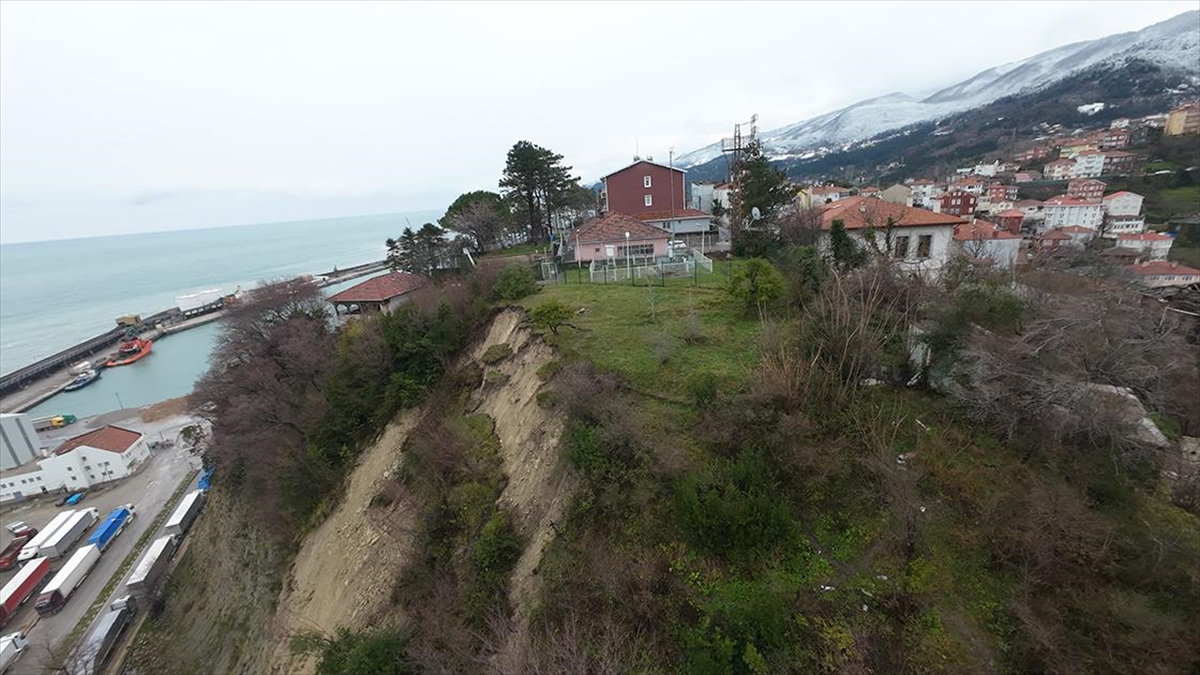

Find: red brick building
1066;178;1107;200
986;184;1019;203
600;160;686;216
1096;128;1130;150
994;209;1025;235
936;190;978;217
1102;150;1137;175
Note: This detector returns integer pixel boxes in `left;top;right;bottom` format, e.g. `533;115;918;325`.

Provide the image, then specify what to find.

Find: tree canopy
499;141;578;244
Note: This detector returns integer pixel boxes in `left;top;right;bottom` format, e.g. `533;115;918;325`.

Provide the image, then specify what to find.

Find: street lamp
625;231;631;284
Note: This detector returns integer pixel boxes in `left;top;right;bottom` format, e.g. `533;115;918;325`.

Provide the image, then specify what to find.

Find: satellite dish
751;206;762;221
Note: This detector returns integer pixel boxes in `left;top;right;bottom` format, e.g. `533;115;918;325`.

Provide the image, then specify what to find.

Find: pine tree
499;141;577;244
734;140;795;227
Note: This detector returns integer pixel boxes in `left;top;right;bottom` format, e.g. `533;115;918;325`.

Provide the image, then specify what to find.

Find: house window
644;175;652;188
916;235;933;259
894;236;910;259
644;194;653;207
620;243;655;257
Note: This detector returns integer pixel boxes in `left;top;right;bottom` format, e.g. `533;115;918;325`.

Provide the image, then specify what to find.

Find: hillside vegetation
136;248;1199;675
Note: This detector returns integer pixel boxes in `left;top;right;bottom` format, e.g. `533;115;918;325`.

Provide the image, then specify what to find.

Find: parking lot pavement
0;432;201;675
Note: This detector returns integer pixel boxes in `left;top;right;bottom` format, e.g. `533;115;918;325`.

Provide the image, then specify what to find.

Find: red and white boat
105;337;153;367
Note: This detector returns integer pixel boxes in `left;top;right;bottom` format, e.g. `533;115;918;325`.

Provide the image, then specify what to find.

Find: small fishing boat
63;368;101;391
105;337;153;367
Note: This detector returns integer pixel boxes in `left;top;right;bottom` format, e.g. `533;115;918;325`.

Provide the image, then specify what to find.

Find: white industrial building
0;413;41;471
0;425;149;503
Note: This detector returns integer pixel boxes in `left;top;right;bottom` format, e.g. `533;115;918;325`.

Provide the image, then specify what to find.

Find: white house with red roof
1115;232;1174;260
1102;191;1144;217
820;197;965;276
1126;260;1200;288
1054;225;1096;246
905;180;942;207
952;219;1022;269
1041;195;1104;232
0;426;150;502
1066;179;1106;200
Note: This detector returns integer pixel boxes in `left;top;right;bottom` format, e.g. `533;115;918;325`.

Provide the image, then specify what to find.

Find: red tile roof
1038;230;1071;241
1103;150;1135;158
54;426;142;456
635;208;712;221
327;271;429;304
820;197;965;230
953;219;1020;241
1126;261;1200;276
1057;226;1094;234
995;209;1026;218
1102;191;1141;199
570;211;670;244
1118;232;1173;241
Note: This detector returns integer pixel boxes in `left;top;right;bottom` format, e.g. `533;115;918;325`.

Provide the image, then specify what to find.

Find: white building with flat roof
0;425;149;503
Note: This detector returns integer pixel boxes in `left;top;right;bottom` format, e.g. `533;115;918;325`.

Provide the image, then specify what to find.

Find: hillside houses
819;197;964;277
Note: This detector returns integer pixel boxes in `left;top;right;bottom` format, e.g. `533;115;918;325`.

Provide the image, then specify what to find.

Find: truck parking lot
0;428;200;674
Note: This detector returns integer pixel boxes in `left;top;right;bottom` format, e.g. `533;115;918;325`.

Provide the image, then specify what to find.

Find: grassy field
520;259;762;398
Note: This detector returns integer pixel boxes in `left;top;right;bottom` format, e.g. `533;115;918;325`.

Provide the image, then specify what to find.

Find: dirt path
265;411;423;674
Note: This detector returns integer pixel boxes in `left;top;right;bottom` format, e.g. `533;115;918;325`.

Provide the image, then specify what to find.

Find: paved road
0;438;200;675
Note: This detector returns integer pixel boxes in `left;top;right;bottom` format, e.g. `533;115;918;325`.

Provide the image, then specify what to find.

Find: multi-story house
906;180;941;207
1066;179;1106;200
1070;151;1106;178
1101;150;1137;175
1044;159;1075;180
953;219;1022;269
1041;195;1105;232
1115;232;1173;260
1096;128;1131;149
1165;103;1200;136
601;159;687;216
1126;260;1200;287
1102;190;1144;217
935;190;978;217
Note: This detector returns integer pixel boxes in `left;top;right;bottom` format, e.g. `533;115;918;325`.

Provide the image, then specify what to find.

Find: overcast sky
1;1;1194;243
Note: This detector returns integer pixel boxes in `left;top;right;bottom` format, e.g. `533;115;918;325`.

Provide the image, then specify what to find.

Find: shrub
481;343;512;364
529;299;574;334
493;263;538;300
462;511;523;624
648;331;677;365
726;259;785;313
674;449;793;558
301;627;415;675
688;372;719;408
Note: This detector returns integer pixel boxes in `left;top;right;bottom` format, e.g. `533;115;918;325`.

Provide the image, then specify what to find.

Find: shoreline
0;259;388;415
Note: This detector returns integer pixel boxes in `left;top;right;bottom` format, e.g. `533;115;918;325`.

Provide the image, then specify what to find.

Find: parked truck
87;505;135;553
30;414;77;432
17;511;75;563
125;535;176;598
70;597;137;675
0;558;51;629
35;544;101;616
0;530;36;572
164;490;204;537
0;632;29;675
39;508;98;560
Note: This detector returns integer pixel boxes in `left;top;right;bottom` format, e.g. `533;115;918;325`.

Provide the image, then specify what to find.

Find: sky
1;1;1195;244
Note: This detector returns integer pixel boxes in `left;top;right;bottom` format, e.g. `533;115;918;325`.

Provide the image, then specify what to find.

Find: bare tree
448;200;506;253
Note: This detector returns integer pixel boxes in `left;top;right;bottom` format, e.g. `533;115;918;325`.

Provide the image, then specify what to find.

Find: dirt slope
265;412;423;674
469;309;575;670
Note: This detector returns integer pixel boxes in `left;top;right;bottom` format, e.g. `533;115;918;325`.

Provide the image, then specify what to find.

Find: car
64;492;86;506
4;521;30;535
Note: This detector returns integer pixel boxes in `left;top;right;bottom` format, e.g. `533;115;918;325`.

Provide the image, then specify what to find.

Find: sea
0;210;440;418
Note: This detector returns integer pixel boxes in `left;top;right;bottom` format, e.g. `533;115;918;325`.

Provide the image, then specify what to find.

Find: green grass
63;468;199;650
521;261;761;398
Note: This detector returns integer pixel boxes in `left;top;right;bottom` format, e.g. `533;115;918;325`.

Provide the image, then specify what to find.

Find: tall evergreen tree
734;140;795;226
499;141;576;244
386;228;420;273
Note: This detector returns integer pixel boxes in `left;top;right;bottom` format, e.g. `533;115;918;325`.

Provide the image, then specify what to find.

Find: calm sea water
2;211;440;417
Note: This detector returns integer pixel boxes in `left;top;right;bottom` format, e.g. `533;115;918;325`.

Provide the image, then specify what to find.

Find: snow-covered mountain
676;11;1199;167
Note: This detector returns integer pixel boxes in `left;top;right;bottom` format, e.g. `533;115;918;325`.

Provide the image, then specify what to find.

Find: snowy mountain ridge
676;11;1200;167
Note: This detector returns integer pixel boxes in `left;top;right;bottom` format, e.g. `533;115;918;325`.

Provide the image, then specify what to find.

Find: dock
0;260;388;414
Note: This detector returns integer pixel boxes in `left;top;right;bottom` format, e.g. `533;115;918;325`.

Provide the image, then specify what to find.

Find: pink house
563;211;670;263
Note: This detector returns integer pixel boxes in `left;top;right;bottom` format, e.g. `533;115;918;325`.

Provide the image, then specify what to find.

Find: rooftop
570;211;669;243
601;159;687;180
820;197;966;230
1127;261;1200;276
327;271;429;304
1118;232;1173;241
635;208;712;222
995;209;1026;218
1103;190;1142;199
54;425;142;456
953;219;1020;241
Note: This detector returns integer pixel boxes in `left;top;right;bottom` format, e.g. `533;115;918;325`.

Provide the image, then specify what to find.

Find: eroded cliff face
262;308;570;673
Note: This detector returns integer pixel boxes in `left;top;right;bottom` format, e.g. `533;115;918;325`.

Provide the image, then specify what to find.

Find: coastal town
1;4;1198;674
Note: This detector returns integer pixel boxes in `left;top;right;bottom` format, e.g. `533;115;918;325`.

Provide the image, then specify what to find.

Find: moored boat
105;337;153;367
63;369;101;391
